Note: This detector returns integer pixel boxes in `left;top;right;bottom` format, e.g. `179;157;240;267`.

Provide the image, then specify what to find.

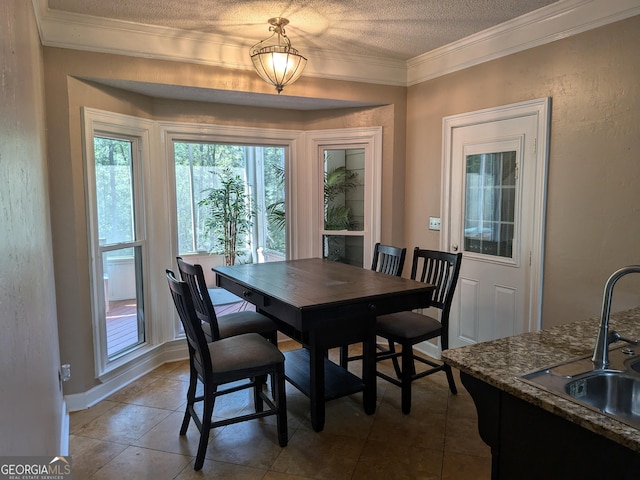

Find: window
172;142;287;264
307;128;382;267
83;108;155;374
84;115;299;370
93;137;146;359
322;148;365;266
464;151;517;258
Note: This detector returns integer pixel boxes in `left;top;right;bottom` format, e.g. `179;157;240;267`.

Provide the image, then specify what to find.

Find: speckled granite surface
442;307;640;453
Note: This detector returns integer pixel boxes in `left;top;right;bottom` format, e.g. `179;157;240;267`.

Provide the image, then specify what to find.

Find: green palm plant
265;162;286;233
199;168;254;266
324;166;359;230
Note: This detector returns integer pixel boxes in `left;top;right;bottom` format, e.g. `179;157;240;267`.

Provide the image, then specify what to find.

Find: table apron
216;275;271;309
217;272;431;331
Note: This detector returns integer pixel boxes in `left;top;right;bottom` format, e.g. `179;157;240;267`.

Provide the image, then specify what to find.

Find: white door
443;99;550;348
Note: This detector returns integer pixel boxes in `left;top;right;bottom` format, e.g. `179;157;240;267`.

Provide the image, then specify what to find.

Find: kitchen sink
566;372;640;420
520;345;640;429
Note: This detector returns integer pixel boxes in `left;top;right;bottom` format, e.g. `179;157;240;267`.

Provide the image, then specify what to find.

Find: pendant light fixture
250;17;307;94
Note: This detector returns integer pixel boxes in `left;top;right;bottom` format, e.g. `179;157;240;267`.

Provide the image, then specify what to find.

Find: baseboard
64;335;434;413
60;399;69;455
65;340;188;412
414;339;442;360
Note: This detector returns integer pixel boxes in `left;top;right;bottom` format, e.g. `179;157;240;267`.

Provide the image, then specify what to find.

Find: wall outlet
61;364;71;382
428;217;441;231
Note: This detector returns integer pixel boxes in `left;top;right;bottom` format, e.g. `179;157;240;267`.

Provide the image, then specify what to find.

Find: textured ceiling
47;0;560;60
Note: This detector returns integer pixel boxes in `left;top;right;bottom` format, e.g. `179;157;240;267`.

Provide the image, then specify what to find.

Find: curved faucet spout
592;265;640;369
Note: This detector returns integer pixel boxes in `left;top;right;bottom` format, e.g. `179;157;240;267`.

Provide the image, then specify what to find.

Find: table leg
308;333;326;432
362;317;377;415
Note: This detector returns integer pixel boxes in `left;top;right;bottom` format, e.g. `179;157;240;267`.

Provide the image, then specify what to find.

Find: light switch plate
429;216;441;231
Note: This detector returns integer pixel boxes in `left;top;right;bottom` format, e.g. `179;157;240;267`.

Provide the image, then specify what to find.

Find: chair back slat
177;257;221;340
166;269;212;377
371;243;407;277
410;248;462;323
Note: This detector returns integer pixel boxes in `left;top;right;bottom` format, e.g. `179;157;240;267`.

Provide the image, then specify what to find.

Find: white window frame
159;122;304;336
81;112;380;378
305;127;382;265
82;108;158;376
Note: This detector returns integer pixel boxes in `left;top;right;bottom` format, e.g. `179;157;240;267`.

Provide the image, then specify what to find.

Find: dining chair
339;243;407;367
375;248;462;414
166;269;287;471
176;257;277;344
370;242;407;276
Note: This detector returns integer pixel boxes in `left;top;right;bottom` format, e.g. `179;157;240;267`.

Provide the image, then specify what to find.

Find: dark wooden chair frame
375;248;462;413
371;242;407;277
166;269;287;471
177;256;279;393
176;256;277;345
339;242;407;367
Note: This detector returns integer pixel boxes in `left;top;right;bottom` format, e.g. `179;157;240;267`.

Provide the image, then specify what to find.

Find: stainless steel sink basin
520;345;640;429
524;267;640;430
566;372;640;420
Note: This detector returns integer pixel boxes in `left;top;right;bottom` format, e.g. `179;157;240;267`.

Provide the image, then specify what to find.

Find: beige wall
406;15;640;328
43;15;639;397
0;1;63;454
43;48;406;394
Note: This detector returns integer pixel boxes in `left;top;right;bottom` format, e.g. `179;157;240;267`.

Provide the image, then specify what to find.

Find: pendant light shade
250;18;307;94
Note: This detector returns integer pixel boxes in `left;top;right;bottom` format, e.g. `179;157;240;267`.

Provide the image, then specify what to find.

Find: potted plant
199;168;254;266
324;165;360;230
323;165;360;262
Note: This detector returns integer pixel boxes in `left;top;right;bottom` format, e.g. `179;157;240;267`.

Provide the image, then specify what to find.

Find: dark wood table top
213;257;433;313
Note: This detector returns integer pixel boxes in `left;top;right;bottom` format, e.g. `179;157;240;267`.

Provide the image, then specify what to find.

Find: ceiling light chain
250;17;307;94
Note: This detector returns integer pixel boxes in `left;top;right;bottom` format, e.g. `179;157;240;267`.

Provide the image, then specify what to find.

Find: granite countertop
442;307;640;453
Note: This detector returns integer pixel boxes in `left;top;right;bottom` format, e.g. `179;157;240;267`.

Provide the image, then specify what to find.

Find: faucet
592;265;640;369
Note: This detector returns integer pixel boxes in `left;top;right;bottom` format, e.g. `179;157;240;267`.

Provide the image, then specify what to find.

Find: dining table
213;257;435;431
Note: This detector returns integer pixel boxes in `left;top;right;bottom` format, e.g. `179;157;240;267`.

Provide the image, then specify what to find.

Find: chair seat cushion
376;311;442;341
209;333;284;382
218;311;276;338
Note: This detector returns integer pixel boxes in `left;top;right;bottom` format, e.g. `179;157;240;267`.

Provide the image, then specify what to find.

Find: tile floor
69;342;491;479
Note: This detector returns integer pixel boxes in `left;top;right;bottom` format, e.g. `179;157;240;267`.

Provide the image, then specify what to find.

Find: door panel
447;111;543;348
494;284;517;339
458;278;479;342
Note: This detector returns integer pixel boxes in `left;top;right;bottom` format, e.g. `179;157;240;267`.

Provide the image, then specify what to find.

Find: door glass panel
464;151;516;258
323;149;364;232
322;235;364;267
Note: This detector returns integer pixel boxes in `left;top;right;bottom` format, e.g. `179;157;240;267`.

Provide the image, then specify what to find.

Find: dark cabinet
462;372;640;479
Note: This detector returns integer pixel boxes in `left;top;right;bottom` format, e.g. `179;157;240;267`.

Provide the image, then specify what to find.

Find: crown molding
33;0;638;88
407;0;640;85
32;0;407;86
